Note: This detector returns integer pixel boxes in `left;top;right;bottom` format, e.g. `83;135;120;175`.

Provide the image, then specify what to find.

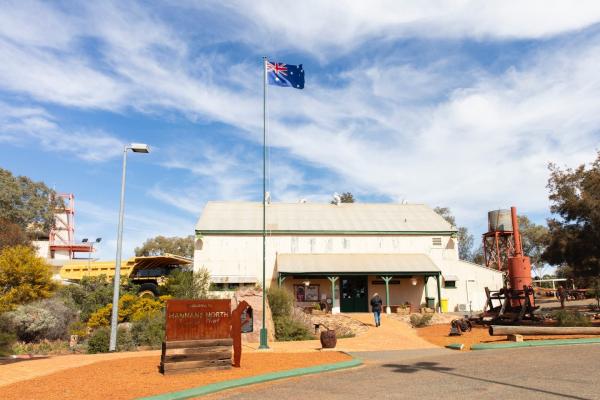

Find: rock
232;288;276;343
508;334;524;342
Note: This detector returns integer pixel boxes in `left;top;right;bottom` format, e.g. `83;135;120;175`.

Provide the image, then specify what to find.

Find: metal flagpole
259;56;269;349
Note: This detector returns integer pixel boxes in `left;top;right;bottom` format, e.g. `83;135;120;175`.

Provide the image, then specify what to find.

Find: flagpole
259;56;269;350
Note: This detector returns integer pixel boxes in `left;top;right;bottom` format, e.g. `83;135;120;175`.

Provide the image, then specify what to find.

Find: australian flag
267;60;304;89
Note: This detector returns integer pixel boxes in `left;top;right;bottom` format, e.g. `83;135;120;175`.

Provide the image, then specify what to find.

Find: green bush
5;298;77;342
553;310;591;327
87;326;135;353
409;313;433;328
58;276;139;322
273;316;313;341
267;287;313;341
86;327;110;353
267;286;293;318
131;313;164;348
162;268;211;299
0;330;16;356
0;312;14;356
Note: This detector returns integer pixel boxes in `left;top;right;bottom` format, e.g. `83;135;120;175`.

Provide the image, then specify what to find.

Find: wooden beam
490;325;600;336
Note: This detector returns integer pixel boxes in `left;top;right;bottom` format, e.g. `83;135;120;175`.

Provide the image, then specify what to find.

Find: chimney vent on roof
333;192;341;205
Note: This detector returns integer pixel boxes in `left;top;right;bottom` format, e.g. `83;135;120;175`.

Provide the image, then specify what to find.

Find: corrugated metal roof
277;253;441;274
196;202;454;233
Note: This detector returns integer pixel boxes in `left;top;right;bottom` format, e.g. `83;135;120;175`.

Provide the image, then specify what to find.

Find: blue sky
1;1;599;265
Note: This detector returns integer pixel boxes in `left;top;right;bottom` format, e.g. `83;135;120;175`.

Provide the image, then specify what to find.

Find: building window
444;280;457;288
432;237;442;247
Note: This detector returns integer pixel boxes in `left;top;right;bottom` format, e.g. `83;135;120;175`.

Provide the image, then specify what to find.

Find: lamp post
83;237;102;276
109;143;150;352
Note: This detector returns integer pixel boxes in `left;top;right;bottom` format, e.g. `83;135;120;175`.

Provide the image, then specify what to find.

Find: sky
1;1;599;261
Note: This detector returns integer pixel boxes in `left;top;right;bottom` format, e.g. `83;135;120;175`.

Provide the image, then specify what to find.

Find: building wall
194;234;459;284
194;233;503;313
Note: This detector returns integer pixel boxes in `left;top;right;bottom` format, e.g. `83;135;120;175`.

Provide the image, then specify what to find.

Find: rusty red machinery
480;206;537;324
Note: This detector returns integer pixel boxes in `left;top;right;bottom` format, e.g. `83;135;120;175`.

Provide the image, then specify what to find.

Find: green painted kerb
136;357;362;400
471;337;600;350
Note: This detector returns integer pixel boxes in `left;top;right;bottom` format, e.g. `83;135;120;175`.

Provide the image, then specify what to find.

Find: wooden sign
165;299;231;341
160;299;251;374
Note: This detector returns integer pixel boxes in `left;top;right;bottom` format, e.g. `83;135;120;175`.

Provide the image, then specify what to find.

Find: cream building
194;201;503;313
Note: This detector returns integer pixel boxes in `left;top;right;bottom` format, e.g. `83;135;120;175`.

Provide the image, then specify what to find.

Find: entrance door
340;276;369;312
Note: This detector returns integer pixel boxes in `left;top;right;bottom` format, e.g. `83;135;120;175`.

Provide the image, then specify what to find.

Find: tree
542;152;600;278
163;268;211;299
517;215;550;278
0;219;30;251
330;192;355;204
0;168;60;237
433;207;475;262
134;235;194;258
0;246;56;312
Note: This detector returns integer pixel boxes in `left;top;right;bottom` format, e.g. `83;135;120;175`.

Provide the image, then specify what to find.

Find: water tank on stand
488;210;513;232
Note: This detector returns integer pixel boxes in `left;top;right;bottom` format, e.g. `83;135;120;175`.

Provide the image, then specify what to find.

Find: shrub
267;286;293;318
553;310;591;327
87;304;112;329
6;298;77;342
87;327;110;353
87;295;165;329
0;330;16;356
131;313;164;348
0;246;56;312
273;316;313;341
12;340;69;355
68;321;88;338
163;268;211;299
410;313;433;328
267;288;313;341
87;326;134;353
58;275;140;322
0;312;15;355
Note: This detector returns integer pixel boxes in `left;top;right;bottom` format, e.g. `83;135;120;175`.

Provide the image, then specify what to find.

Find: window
432;237;442;246
444;280;457;288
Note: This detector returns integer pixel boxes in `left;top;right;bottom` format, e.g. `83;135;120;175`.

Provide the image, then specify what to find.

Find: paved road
209;345;600;400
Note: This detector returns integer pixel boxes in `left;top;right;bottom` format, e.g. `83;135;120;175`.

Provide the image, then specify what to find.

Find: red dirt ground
0;352;351;400
416;324;600;350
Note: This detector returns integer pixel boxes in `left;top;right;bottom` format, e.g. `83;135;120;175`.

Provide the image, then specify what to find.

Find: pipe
489;325;600;336
510;206;522;256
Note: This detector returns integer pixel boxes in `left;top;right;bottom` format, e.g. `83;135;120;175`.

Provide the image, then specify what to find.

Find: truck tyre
138;283;159;298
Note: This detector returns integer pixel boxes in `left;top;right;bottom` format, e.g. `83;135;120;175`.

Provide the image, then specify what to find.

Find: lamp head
82;238;89;243
96;238;102;243
129;143;150;153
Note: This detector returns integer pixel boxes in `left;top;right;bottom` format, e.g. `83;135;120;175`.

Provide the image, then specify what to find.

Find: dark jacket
370;295;383;312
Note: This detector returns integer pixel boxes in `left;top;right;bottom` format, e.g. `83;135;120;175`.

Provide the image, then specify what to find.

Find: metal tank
487;209;513;231
507;207;534;307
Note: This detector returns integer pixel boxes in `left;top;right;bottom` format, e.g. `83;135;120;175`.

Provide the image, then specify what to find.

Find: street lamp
83;238;102;275
109;143;150;352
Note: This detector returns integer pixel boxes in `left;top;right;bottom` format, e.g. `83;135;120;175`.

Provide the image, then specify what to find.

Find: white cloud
2;0;600;240
0;101;124;161
199;0;600;58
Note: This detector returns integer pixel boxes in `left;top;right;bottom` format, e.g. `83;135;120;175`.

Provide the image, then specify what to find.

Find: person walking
558;285;567;309
370;292;383;327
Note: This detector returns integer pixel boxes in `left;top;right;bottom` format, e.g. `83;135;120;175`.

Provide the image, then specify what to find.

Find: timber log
489;325;600;336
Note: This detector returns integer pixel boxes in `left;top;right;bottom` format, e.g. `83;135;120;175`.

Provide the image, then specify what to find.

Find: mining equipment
59;253;192;297
479;207;537;324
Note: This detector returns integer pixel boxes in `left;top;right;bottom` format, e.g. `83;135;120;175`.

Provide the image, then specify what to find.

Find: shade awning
277;253;440;275
444;275;459;281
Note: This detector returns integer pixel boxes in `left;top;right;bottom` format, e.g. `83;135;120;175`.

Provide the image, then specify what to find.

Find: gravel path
0;352;351;400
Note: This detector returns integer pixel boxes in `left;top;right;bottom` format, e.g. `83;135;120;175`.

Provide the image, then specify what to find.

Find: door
340;276;369;312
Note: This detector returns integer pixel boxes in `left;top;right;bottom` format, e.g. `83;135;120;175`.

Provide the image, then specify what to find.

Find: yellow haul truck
59;254;193;297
